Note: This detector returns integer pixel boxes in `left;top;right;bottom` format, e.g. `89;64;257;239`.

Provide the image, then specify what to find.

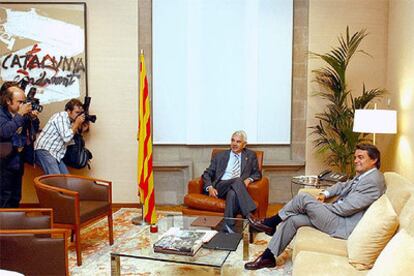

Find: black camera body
24;87;43;113
85;114;97;123
83;96;96;123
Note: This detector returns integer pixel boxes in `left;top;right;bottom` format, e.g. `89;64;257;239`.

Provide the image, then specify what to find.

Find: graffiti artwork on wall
0;3;87;104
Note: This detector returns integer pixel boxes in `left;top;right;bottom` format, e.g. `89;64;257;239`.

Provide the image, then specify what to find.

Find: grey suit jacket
202;148;261;192
325;168;385;238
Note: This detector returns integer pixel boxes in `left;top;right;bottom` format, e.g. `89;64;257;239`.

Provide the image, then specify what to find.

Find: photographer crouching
34;98;85;174
0;81;40;208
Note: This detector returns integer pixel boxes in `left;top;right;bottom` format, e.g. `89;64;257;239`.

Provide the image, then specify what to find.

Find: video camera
20;80;43;113
82;96;97;123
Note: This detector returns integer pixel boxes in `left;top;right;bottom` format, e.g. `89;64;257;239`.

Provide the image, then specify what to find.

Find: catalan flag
138;52;157;224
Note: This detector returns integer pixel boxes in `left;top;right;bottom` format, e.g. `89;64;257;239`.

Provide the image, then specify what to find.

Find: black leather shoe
244;254;276;270
247;215;274;236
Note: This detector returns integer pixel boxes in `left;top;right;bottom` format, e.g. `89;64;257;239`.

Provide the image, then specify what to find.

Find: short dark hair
0;81;20;106
64;98;83;111
356;143;381;169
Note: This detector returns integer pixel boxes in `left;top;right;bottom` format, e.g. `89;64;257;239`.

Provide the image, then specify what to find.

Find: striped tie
350;176;360;190
231;154;240;178
335;176;360;204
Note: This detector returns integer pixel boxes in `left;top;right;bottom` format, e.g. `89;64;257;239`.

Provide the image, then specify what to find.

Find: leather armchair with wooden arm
0;208;69;276
34;174;114;266
182;149;269;218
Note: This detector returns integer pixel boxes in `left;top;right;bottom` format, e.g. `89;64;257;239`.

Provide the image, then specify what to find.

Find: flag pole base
131;205;148;225
131;216;148;226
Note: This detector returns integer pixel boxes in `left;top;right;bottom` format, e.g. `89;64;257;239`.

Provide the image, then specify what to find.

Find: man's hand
317;193;326;203
244;178;252;187
29;110;39;119
208;186;218;198
80;122;90;134
18;102;32;116
72;114;85;133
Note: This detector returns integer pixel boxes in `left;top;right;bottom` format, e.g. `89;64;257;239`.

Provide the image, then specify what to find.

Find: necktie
231;154;240;178
350;176;360;190
335;176;360;204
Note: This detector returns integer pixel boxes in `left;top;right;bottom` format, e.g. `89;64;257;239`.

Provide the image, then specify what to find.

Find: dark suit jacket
202;148;261;192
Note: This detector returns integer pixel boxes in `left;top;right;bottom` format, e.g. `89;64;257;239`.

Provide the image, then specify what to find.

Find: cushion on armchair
347;195;399;270
184;193;226;212
367;229;414;276
184;193;259;213
293;251;367;276
293;226;348;260
398;196;414;236
384;172;414;215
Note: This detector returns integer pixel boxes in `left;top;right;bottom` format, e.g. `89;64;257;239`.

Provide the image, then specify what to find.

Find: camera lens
34;104;43;112
85;115;96;123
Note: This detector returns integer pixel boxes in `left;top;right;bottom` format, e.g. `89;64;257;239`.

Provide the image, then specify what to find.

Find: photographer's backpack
63;134;93;169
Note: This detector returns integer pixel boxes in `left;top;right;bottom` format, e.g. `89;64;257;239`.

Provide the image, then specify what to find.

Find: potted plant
310;27;386;176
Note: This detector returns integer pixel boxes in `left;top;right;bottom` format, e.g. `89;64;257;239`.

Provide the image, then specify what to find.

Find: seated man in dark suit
244;143;385;270
202;130;261;221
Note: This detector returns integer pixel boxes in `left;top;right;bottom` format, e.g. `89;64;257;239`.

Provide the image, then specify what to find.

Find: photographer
0;81;39;208
34;98;85;174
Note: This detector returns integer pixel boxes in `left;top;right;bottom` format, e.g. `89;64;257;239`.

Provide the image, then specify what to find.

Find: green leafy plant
310;27;386;176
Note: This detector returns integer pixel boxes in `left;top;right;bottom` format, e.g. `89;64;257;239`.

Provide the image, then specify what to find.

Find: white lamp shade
353;109;397;134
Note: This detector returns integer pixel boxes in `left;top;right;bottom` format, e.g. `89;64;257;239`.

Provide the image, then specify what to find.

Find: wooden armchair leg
108;213;114;245
75;226;82;266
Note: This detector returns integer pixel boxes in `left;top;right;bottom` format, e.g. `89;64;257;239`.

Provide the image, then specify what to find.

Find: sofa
292;172;414;275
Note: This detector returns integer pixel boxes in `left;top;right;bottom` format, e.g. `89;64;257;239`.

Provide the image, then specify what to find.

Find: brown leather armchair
0;208;69;276
182;149;269;218
34;174;114;266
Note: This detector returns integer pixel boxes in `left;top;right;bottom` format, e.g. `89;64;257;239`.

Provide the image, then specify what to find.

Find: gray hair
232;130;247;142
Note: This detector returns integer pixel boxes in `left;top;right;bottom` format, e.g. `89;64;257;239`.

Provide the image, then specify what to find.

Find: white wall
382;0;414;179
305;0;389;175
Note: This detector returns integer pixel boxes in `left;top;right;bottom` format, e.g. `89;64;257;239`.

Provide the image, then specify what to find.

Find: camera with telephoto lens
24;87;43;113
19;79;43;113
82;96;96;123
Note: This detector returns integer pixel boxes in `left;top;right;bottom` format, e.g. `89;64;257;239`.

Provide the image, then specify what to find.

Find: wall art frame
0;2;88;105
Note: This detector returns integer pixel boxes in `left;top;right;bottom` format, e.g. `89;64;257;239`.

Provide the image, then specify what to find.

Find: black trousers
0;165;23;208
216;177;256;218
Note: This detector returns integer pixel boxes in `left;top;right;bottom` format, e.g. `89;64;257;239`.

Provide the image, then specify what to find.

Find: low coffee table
110;215;249;275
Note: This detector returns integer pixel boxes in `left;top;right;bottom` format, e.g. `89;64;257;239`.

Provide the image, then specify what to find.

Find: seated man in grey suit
245;143;385;270
202;130;261;222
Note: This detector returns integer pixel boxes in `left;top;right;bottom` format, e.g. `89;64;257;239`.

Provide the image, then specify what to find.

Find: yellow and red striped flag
138;52;157;224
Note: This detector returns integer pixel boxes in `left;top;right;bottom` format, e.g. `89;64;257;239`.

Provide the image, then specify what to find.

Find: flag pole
132;48;148;226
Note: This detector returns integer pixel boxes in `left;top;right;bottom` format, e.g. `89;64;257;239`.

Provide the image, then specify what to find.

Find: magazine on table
153;227;217;256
